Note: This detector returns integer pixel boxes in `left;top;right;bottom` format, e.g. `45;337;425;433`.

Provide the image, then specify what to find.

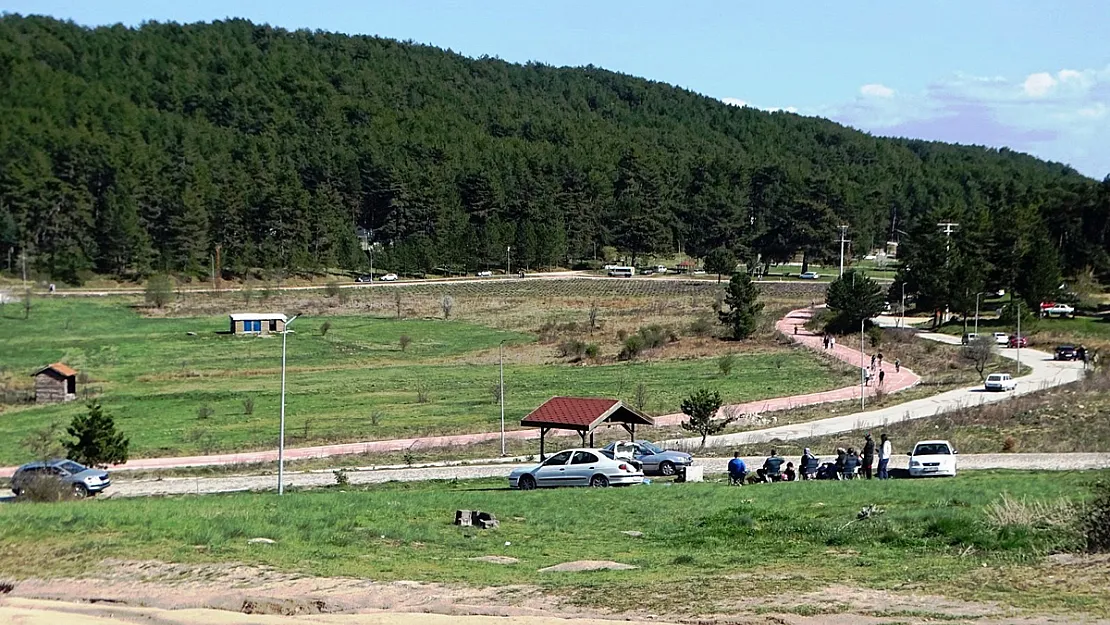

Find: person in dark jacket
861;433;876;479
800;448;819;479
758;449;785;482
842;447;861;479
783;462;797;482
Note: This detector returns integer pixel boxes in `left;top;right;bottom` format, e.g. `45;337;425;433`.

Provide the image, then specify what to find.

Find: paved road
661;337;1085;451
1;453;1099;501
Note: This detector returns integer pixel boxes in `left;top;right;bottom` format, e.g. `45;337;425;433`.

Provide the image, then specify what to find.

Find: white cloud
1022;72;1057;97
860;83;895;98
1058;69;1085;83
1078;103;1107;119
721;97;747;107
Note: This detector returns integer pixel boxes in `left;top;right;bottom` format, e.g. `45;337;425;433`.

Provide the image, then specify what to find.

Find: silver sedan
509;448;644;490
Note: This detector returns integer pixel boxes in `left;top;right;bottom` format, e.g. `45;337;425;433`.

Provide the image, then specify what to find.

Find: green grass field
0;299;853;464
0;471;1105;616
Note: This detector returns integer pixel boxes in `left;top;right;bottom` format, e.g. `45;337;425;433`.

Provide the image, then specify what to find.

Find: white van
607;266;635;278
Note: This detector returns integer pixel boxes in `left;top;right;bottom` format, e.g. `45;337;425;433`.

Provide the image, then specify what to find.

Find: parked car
907;440;957;478
355;275;374;283
1042;303;1075;318
961;332;980;345
992;332;1009;346
11;459;111;497
476;270;493;277
654;265;668;274
508;448;644;490
798;271;820;280
601;440;692;476
985;372;1017;392
1054;345;1078;361
1008;335;1028;348
379;273;398;282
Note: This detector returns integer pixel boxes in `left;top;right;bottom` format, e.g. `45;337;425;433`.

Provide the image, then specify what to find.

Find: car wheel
589;474;610;488
71;483;89;498
659;461;676;476
517;475;536;491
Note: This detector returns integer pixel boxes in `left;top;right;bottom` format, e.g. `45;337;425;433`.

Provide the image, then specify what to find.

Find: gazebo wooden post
579;429;587;446
589;430;594;447
540;427;550;460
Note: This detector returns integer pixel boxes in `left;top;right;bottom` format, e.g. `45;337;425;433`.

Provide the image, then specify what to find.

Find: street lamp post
499;340;506;456
278;314;299;496
860;318;866;410
900;282;906;329
1015;300;1021;375
974;292;984;336
506;246;511;276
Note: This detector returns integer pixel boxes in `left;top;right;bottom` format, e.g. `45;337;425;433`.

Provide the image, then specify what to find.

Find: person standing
861;433;876;479
878;369;886;388
863;368;871;386
830;336;835;350
894;358;901;373
870;354;877;370
877;433;892;479
877;352;884;369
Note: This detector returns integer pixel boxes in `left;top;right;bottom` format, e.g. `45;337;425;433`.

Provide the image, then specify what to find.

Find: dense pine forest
1;15;1108;292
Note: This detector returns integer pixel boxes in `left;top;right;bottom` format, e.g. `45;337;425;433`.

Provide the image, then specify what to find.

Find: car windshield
58;460;87;473
914;444;951;456
640;442;664;454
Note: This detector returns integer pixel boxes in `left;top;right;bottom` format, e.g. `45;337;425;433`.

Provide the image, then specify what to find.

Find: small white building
229;313;288;335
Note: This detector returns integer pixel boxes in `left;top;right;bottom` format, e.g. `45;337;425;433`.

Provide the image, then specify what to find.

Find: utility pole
21;251;27;287
937;222;959;323
506;246;511;276
499;340;506;456
860;318;866;409
278;314;300;496
1015;300;1021;376
838;225;849;277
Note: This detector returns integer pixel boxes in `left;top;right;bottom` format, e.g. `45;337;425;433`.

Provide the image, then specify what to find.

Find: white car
985;373;1016;392
798;271;820;280
908;440;958;478
1043;303;1075;317
379;273;398;282
477;270;493;277
992;332;1009;345
508;448;644;490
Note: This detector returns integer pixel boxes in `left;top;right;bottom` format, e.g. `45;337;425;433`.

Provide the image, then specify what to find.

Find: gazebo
520;396;655;458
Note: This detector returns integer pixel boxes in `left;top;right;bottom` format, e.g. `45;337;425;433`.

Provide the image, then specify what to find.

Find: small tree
394;290;403;318
717;353;736;376
22;288;32;319
145;274;174;308
704;247;737;284
22;421;65;463
441;295;455;320
718;272;763;340
588;303;600;331
64;401;130;468
825;269;885;334
679;388;733;449
319;321;332;337
325;281;341;298
399;334;412;352
962;335;995;381
632;382;649;413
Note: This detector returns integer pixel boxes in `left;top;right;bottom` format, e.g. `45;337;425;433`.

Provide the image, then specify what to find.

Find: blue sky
5;0;1109;177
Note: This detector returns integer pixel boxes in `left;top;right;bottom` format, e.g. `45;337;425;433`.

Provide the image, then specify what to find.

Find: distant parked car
601;440;693;476
907;440;957;478
1054;345;1078;361
1042;303;1075;318
379;273;398;282
11;459;111;498
508;448;644;490
798;271;820;280
355;275;373;283
985;373;1017;392
992;332;1009;346
655;265;668;274
961;332;980;345
476;270;493;277
1008;335;1028;348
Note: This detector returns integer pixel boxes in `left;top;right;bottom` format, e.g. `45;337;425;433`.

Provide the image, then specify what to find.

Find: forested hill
1;15;1107;284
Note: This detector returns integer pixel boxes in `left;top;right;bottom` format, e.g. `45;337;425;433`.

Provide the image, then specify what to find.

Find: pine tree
825;269;885;333
718;272;763;339
704;247;737;284
64;401;130;468
679;388;733;449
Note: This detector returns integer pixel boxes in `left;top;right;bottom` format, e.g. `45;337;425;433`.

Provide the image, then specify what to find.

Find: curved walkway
0;308;922;477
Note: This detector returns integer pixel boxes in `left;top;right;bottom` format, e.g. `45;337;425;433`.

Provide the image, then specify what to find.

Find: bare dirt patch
537;560;638;573
469;556;520;565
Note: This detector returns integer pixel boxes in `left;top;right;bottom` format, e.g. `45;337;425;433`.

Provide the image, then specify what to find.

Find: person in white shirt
877;433;893;479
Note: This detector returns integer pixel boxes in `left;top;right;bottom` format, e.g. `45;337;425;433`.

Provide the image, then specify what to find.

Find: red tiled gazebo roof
520;396;654;431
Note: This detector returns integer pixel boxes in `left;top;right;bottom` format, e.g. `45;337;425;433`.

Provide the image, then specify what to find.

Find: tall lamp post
506;246;512;276
860;318;866;409
899;282;906;329
278;314;299;496
499;340;507;456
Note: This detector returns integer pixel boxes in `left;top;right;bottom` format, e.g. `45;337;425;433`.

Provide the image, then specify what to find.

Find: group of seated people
727;447;863;484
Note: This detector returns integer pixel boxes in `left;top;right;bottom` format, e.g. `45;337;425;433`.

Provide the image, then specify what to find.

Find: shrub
584;343;600;360
867;326;883;348
333;469;350;486
639;325;667;349
65;401;130;468
1083;481;1110;553
557;338;588;361
17;474;73;502
616;329;628;341
718;353;736;376
688;314;714;338
399;335;412;352
1002;435;1018;452
144;274;174;308
324;281;341;298
319;321;332;337
197;404;215;420
441;295;455;320
370;411;383;426
242;397;255;415
618;335;646;361
415;384;430;404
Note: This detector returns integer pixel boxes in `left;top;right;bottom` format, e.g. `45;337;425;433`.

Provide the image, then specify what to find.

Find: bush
17;475;74;502
639;325;667;349
319;321;332;337
144;274;174;308
333;469;350;486
1002;435;1018;452
197;404;215;420
324;281;341;298
618;335;646;361
557;338;588;361
718;353;736;376
399;335;412;352
688;315;715;338
584;343;600;359
242;397;255;415
867;326;883;348
1084;481;1110;553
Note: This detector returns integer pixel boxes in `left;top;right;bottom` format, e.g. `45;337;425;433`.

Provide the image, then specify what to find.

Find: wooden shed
32;362;77;404
229;313;288;335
